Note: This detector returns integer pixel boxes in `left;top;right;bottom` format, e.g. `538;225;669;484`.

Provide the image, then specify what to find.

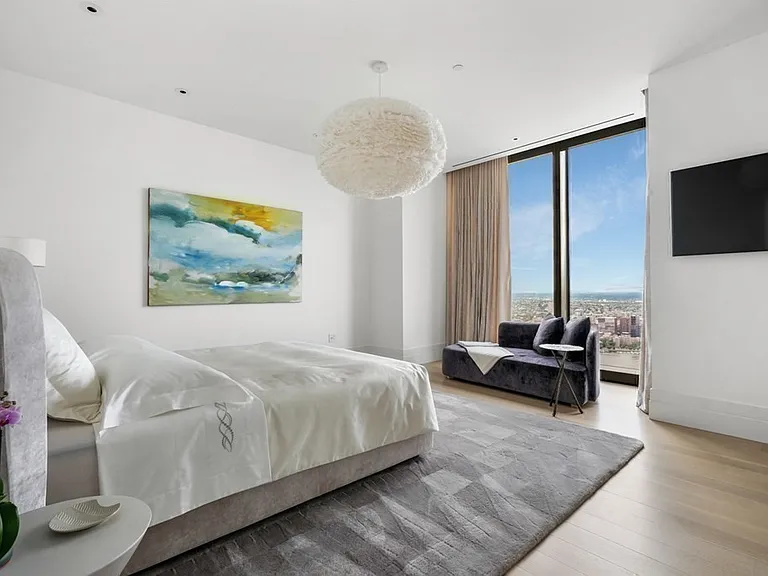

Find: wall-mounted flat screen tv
671;151;768;256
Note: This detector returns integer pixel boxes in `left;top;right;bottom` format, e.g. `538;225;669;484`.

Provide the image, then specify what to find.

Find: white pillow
79;335;251;430
43;309;102;423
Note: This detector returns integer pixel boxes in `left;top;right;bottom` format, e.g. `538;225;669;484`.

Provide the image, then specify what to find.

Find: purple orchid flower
0;392;20;428
0;407;20;428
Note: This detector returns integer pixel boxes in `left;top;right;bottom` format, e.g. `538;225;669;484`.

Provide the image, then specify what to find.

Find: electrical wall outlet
327;334;337;344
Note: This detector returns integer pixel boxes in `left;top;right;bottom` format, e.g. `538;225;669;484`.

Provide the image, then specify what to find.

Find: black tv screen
671;151;768;256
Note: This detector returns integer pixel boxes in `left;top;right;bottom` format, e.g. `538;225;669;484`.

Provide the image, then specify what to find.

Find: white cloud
629;134;646;161
511;170;643;257
510;202;552;259
234;220;288;245
510;144;645;261
150;189;191;210
570;195;609;241
569;166;645;243
234;220;264;233
165;220;260;259
150;218;299;271
601;283;643;293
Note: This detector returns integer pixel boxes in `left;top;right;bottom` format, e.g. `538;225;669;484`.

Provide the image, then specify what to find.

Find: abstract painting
148;188;302;306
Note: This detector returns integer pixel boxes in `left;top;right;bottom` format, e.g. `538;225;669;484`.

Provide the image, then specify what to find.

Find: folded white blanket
459;342;514;374
457;341;498;348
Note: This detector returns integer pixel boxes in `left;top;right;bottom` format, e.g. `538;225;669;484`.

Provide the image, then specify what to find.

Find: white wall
352;177;447;363
350;198;373;348
648;31;768;443
402;176;446;363
366;197;404;357
0;68;359;351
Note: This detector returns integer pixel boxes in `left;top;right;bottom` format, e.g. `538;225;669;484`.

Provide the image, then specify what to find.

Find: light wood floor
426;362;768;576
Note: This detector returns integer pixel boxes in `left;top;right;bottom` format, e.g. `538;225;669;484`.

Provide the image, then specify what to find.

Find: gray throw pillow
561;317;591;361
533;316;565;355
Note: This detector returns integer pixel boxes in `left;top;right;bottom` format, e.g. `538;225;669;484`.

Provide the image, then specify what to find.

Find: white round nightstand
3;496;151;576
538;343;584;354
539;343;586;417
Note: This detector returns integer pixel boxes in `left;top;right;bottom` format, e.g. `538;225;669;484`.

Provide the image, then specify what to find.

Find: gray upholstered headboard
0;248;47;512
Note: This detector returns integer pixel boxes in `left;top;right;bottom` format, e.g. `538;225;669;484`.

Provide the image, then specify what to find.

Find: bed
0;248;437;574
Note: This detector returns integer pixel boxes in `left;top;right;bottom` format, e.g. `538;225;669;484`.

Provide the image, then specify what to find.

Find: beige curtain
446;157;511;343
637;89;652;413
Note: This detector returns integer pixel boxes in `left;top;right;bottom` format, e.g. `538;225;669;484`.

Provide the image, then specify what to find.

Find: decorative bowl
48;500;121;533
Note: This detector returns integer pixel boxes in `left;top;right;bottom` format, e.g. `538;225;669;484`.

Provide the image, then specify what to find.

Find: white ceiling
2;0;768;168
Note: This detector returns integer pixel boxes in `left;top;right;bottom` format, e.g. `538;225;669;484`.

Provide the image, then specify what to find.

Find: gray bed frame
0;248;433;573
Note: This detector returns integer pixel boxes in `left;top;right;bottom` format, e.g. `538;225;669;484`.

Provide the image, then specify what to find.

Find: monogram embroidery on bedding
214;402;234;452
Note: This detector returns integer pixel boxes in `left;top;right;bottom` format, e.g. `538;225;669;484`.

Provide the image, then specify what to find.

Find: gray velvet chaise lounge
442;321;600;404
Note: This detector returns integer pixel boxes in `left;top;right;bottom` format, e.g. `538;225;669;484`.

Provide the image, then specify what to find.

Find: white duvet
95;342;439;525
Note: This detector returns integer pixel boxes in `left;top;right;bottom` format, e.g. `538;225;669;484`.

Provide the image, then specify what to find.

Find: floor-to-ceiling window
508;119;646;383
568;130;645;376
508;153;555;322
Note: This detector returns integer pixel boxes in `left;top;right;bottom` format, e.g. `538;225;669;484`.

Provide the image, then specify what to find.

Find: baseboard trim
352;344;444;364
352;346;404;360
402;344;445;364
650;389;768;443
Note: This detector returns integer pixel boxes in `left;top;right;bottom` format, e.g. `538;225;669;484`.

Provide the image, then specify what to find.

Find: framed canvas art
148;188;302;306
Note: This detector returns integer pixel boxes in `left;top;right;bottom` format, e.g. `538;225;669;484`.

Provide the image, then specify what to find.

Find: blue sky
509;129;646;294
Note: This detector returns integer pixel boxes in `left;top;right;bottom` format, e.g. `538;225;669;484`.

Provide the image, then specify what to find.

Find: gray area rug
145;391;643;575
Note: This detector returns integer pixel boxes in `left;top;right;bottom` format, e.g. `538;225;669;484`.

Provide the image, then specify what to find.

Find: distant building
616;317;630;335
630;315;640;337
597;316;616;335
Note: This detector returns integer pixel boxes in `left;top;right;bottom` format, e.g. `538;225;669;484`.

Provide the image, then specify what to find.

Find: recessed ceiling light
175;88;189;95
452;64;464;72
80;2;102;15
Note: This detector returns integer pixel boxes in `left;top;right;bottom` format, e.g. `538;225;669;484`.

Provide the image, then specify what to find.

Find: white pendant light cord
371;60;389;98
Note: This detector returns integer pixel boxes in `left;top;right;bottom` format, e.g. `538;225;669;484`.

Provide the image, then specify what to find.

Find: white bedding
84;335;252;430
95;399;270;526
95;342;439;525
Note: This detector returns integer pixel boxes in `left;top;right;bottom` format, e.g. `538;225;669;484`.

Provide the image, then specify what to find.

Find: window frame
507;118;647;385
